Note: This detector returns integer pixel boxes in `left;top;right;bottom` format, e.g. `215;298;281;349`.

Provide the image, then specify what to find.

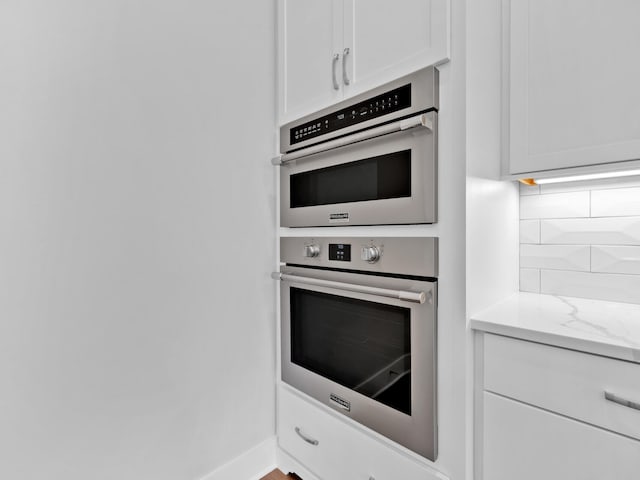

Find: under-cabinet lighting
519;169;640;186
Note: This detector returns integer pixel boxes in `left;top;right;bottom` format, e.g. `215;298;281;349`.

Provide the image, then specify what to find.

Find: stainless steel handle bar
604;391;640;411
271;272;427;304
271;112;434;166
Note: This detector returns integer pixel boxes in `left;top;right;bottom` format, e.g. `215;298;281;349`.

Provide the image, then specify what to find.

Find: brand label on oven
329;213;350;223
329;393;351;411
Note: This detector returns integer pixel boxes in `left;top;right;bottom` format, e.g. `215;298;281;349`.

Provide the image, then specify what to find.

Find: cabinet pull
332;53;340;90
342;47;350;85
295;427;319;446
604;391;640;411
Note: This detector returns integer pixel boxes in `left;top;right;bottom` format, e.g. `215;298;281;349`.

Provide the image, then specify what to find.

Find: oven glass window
290;150;411;208
290;287;411;415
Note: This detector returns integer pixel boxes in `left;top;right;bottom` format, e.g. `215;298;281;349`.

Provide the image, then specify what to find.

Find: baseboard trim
198;437;277;480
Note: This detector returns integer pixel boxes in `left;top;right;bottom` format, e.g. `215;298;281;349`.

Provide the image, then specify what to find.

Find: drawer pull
604;391;640;411
295;427;319;446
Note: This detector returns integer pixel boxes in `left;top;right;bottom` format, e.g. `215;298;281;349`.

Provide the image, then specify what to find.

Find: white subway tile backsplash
520;268;540;293
541;217;640;245
591;187;640;217
520;192;590;219
521;244;590;271
541;269;640;305
519;177;640;305
520;220;540;244
591;246;640;275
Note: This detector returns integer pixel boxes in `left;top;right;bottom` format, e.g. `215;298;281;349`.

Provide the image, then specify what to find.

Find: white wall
466;1;519;478
0;2;276;479
465;0;519;318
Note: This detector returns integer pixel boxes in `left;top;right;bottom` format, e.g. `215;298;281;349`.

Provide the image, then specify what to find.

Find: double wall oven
274;67;438;227
274;67;440;461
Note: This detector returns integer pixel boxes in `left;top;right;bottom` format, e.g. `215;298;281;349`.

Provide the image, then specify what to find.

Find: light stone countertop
469;292;640;363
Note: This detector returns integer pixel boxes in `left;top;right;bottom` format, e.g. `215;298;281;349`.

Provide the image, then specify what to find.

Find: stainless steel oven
273;236;438;460
274;67;438;227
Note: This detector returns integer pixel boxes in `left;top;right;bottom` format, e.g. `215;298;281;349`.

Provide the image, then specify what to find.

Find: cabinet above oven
277;0;450;124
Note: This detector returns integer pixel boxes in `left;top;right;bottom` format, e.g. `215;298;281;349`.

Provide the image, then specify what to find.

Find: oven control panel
280;66;438;154
289;84;411;146
281;237;438;278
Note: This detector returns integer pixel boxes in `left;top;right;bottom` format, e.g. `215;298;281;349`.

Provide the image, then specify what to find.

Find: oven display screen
329;244;351;262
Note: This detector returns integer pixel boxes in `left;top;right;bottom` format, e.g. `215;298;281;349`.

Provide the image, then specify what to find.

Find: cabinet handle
295;426;319;446
332;53;340;90
604;391;640;411
342;47;350;85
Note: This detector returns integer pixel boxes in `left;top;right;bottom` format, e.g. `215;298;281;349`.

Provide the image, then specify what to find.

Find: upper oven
274;67;439;227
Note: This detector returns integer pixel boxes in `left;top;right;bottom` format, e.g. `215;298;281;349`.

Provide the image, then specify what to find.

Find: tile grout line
538;265;542;294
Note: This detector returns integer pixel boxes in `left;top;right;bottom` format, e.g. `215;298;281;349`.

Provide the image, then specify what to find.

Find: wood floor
260;468;300;480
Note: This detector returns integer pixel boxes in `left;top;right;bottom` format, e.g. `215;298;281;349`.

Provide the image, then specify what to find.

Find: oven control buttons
361;245;380;263
304;244;320;258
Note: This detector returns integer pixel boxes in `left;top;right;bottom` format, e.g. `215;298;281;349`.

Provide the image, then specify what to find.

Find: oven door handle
271;112;435;166
271;272;428;304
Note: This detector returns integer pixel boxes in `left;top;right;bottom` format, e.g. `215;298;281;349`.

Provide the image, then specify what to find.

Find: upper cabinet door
343;0;450;97
278;0;450;125
508;0;640;175
279;0;343;123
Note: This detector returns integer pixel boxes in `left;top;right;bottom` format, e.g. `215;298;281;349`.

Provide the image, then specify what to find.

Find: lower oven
273;236;438;460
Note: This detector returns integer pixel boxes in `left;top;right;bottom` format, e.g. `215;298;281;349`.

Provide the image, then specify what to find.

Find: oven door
279;266;437;460
280;112;437;227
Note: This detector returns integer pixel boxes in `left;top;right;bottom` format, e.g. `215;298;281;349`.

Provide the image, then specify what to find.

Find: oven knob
304;244;320;258
361;245;380;263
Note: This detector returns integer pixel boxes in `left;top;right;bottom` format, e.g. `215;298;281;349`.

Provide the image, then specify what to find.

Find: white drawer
484;333;640;440
484;392;640;480
277;386;448;480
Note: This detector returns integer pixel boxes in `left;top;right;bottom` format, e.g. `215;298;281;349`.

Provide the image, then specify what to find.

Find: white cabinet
484;392;640;480
278;0;343;124
278;0;449;124
342;0;449;100
477;333;640;480
277;386;448;480
505;0;640;175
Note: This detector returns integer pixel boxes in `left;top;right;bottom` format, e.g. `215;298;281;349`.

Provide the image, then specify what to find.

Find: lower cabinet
484;392;640;480
478;333;640;480
278;386;447;480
